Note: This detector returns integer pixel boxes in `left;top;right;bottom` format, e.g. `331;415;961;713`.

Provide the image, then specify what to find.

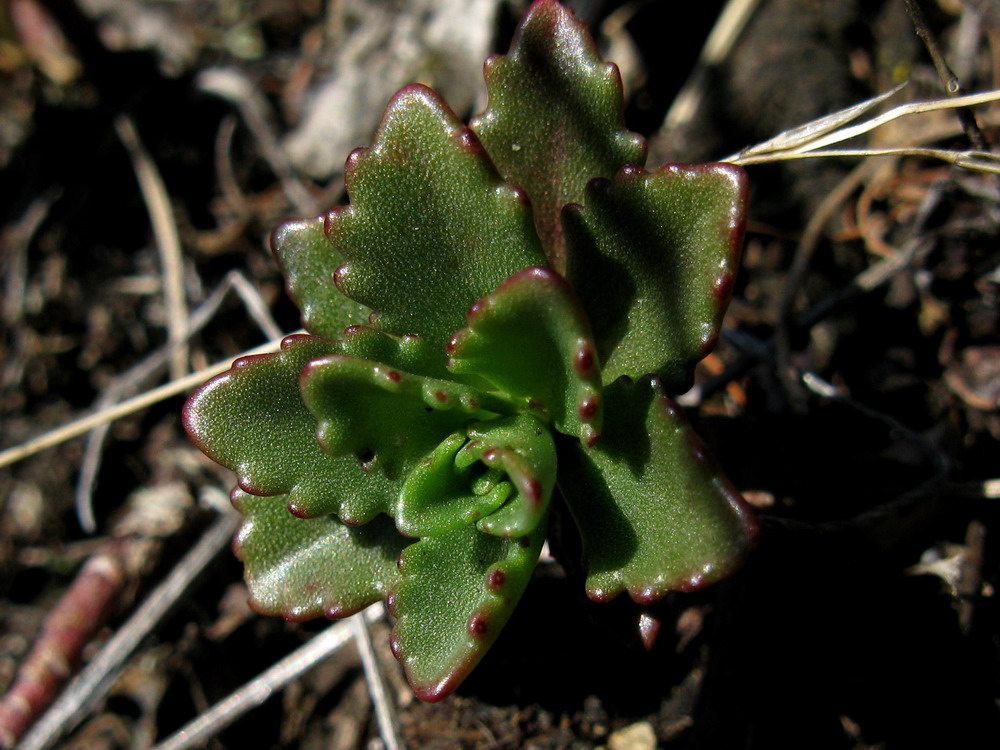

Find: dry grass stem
663;0;762;131
729;88;1000;167
152;607;385;750
114;115;190;381
0;332;299;470
352;614;404;750
16;507;241;750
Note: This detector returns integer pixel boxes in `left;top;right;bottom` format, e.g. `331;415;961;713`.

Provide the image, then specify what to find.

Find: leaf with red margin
272;216;372;339
557;376;757;604
470;0;646;270
564;164;747;391
233;489;406;621
446;267;602;446
388;519;546;702
327;84;547;352
182;335;396;525
300;354;512;484
337;324;448;380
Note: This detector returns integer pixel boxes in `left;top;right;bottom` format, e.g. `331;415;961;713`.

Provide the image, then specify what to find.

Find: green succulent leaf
337;324;448;380
300;354;511;483
233;489;407;620
183;335;396;524
389;519;545;702
395;431;511;538
447;267;603;446
461;414;556;538
470;0;646;270
395;413;555;539
327;84;547;352
272;216;372;338
557;376;757;603
564;163;748;390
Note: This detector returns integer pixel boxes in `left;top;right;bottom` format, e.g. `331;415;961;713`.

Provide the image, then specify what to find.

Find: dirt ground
1;1;999;748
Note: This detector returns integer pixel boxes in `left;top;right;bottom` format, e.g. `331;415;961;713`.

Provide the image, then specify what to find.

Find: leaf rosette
184;0;756;700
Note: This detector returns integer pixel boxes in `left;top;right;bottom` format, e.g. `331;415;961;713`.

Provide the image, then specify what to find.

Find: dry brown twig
13;503;240;750
0;550;124;749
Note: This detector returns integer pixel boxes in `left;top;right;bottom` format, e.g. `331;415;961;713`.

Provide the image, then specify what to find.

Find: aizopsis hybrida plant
184;0;757;701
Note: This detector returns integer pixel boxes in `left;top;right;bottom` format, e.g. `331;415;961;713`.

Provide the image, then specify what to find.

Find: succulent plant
184;0;757;701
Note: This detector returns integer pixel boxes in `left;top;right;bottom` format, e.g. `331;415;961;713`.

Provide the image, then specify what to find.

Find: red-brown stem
0;550;124;748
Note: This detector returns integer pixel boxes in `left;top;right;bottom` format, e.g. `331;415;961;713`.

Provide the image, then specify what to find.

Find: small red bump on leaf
486;569;507;590
389;631;402;660
632;587;662;605
434;390;449;403
510;186;530;206
578;395;599;420
658;394;681;419
678;573;705;592
333;265;348;293
482;448;498;464
344;325;366;336
467;613;489;637
344;147;366;174
713;274;735;301
574;344;595;375
386;369;402;383
454;127;484;155
524;478;542;504
326;604;346;619
286;502;309;519
688;432;708;462
396;551;407;572
699;334;720;358
587;587;613;603
385;589;398;617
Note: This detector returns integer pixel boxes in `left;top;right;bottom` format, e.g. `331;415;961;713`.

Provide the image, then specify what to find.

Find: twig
197;68;319;218
152;607;384;750
902;0;988;150
0;191;59;327
801;370;949;480
735;145;1000;173
15;506;241;750
772;159;884;407
0;332;299;470
0;552;125;749
662;0;762;131
352;614;404;750
114;115;190;381
728;88;1000;163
